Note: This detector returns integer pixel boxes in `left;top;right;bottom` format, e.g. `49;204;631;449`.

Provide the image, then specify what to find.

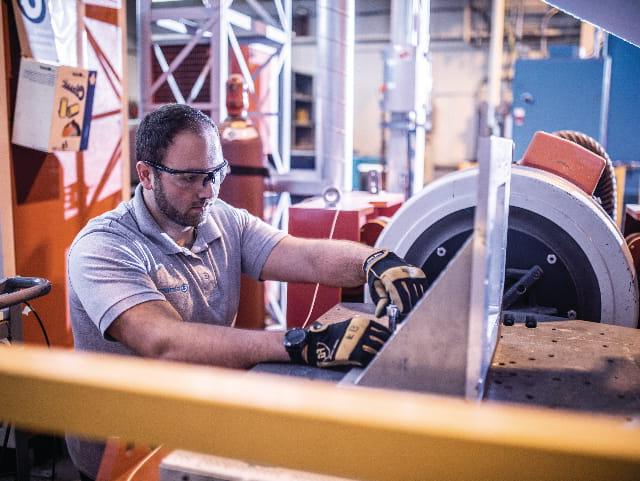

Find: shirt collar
131;184;222;255
192;210;222;253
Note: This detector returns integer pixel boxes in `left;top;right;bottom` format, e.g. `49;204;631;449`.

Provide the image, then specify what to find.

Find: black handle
0;276;52;309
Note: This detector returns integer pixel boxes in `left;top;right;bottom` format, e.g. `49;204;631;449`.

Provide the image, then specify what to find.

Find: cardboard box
12;58;97;152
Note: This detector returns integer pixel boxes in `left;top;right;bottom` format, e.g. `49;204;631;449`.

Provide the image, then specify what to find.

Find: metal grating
151;44;212;105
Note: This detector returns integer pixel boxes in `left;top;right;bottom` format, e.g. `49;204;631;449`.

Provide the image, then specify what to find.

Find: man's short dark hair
135;104;219;166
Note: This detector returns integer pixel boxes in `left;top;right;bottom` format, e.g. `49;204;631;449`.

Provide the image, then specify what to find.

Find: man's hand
303;316;391;368
364;250;428;318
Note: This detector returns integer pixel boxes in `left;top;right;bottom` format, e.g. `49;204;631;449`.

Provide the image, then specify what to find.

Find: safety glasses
144;159;229;187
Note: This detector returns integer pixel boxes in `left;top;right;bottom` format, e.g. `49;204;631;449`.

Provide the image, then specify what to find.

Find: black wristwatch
284;328;308;364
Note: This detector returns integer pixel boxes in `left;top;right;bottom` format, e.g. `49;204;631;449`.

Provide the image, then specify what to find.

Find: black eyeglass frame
143;159;229;186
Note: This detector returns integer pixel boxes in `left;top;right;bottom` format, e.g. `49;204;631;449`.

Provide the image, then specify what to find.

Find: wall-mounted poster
12;0;59;63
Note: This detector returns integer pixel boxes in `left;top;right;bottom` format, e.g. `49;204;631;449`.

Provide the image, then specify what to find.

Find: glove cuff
363;249;388;274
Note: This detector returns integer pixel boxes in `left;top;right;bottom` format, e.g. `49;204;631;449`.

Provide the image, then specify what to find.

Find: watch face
285;328;306;348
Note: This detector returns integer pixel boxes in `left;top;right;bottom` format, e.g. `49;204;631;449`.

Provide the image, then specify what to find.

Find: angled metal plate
355;137;512;399
354;237;473;395
466;136;512;399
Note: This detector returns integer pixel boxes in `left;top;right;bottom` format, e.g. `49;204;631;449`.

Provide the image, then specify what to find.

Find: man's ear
136;161;154;189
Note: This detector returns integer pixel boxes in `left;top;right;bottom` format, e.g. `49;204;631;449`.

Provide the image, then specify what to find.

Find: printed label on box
50;68;97;151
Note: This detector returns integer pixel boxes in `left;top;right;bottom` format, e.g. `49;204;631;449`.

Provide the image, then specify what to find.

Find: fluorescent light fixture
156;19;188;34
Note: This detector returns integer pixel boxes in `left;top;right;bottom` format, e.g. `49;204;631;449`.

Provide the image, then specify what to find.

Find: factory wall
126;3;487;171
291;7;489;169
427;42;487;168
291;40;387;160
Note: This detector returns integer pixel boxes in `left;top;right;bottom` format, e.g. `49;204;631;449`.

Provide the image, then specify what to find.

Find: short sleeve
234;209;287;279
67;232;165;337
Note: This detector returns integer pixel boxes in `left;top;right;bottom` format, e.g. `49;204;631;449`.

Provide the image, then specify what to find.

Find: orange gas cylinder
218;74;270;329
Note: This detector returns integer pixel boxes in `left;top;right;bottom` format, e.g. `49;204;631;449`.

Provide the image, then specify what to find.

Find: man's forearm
109;305;290;370
109;301;291;369
156;323;289;369
261;236;380;287
306;239;376;287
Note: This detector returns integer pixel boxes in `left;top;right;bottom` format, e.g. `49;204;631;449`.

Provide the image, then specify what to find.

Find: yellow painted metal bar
0;345;639;481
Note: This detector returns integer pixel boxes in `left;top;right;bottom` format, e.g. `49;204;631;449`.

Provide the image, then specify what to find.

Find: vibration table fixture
255;135;640;403
160;136;640;480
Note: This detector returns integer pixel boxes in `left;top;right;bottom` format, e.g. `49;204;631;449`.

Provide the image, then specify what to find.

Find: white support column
486;0;505;136
137;0;152;118
209;0;229;123
279;0;292;173
316;0;355;192
385;0;431;197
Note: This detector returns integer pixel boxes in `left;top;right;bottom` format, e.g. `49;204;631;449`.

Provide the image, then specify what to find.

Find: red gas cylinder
218;74;270;329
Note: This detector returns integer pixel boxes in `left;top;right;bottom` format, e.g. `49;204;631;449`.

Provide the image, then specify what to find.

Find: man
66;104;427;480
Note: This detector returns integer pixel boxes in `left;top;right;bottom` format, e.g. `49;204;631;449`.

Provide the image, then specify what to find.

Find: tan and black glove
285;316;391;368
364;250;428;318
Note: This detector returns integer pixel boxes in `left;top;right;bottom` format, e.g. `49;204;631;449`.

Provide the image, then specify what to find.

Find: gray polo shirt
66;184;286;478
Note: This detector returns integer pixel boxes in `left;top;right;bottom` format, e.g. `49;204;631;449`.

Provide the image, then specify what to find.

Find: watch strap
284;328;307;364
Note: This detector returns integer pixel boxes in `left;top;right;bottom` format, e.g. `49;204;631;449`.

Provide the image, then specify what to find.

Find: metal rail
0;345;639;480
0;276;51;309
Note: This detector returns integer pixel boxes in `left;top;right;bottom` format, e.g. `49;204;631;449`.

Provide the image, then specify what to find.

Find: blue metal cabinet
512;57;611;160
606;35;640;162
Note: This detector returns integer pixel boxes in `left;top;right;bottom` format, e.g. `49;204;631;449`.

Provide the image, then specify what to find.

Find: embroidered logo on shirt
159;283;189;294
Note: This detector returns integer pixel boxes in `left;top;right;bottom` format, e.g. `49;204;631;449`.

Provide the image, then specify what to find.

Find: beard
153;176;214;227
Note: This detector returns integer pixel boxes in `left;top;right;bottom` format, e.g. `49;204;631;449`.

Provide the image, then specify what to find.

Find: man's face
152;128;224;227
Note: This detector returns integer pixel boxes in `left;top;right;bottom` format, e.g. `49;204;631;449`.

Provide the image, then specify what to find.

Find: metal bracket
353;136;513;400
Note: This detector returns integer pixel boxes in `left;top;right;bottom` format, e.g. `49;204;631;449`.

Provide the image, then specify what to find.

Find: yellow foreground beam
0;345;639;481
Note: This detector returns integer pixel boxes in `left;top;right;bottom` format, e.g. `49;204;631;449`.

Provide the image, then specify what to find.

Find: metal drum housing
375;165;638;327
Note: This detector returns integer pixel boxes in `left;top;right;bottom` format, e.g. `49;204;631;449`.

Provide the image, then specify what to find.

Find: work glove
364;250;428;318
305;316;391;368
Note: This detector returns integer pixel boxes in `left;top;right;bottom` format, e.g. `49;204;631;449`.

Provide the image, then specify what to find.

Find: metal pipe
316;0;354;192
279;0;292;173
486;0;505;135
209;0;229;123
137;0;152;117
391;0;413;46
385;0;430;196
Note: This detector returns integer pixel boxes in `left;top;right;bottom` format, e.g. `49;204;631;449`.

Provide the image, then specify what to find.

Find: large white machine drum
376;165;639;327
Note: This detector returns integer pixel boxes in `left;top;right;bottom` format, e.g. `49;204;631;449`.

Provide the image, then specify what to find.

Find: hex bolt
436;246;446;257
546;254;557;264
567;309;577;319
503;313;515;326
386;304;399;332
525;316;537;329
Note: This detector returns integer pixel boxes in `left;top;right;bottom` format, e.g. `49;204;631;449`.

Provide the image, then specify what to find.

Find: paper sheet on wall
12;0;59;63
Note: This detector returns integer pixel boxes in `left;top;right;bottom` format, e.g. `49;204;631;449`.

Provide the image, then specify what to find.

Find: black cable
7;304;56;480
50;436;57;481
0;421;11;470
24;301;50;348
22;302;58;480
